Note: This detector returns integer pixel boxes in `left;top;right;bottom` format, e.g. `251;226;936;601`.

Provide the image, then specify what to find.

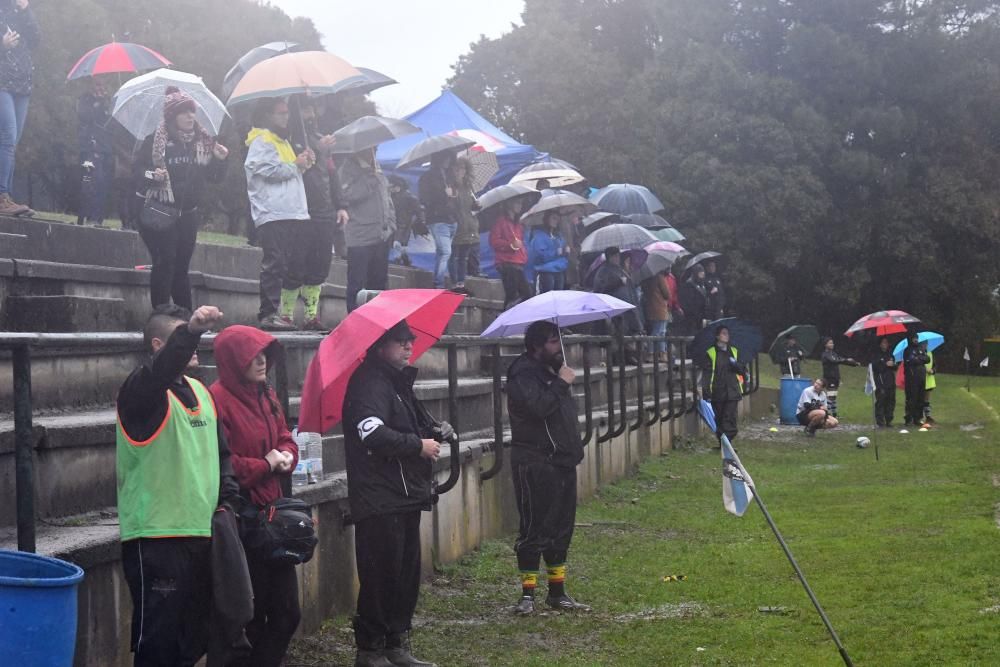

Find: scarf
148;121;215;204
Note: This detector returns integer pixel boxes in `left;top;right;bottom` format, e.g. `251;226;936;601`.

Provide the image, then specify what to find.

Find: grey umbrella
397;134;475;169
580;223;659;253
652;227;686;243
590;183;665;215
330;115;420;154
339;67;398;96
685;251;722;272
635;252;676;282
519;191;597;226
582;211;621;232
221;41;305;101
476;184;541;214
624;213;671;230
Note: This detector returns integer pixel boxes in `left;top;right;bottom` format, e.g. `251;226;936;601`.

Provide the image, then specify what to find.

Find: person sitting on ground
699;324;747;444
489;197;532;309
245;97;313;330
796;377;839;436
528;210;569;293
781;335;805;377
820;337;858;418
116;304;239;665
136;87;229;311
210;325;300;667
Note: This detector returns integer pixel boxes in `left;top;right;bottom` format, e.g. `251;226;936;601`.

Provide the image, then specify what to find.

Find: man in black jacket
903;335;930;427
700;325;746;444
507;321;590;615
872;337;897;427
342;321;445;667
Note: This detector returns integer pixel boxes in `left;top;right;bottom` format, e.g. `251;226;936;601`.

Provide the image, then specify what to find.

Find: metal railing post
435;343;462;495
646;337;662;426
480;344;505;482
13;345;36;553
629;337;644;432
597;337;616;444
581;340;594;445
662;338;676;422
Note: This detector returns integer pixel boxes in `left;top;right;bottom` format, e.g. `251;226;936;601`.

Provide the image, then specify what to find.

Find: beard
544;350;564;371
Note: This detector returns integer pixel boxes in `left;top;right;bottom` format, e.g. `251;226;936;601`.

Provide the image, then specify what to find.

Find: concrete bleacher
0;215;772;666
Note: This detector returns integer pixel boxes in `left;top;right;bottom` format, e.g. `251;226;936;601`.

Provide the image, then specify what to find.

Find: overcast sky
269;0;525;116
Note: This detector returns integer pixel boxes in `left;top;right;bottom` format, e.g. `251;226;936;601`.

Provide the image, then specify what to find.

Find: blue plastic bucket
780;377;813;425
0;550;85;666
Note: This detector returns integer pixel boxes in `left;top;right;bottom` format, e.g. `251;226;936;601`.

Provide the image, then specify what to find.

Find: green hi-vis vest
707;345;744;394
926;351;936;391
116;376;220;541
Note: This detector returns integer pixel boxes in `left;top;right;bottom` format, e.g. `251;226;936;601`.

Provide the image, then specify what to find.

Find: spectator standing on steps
528;210;569;294
116;304;239;666
0;0;37;217
489;198;532;309
419;152;458;289
700;324;747;444
210;325;301;667
245;97;313;330
342;321;446;667
506;321;590;615
449;156;480;294
136;87;229;311
338;147;396;312
76;76;113;226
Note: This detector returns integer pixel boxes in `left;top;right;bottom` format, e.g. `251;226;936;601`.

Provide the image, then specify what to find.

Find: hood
213;325;277;396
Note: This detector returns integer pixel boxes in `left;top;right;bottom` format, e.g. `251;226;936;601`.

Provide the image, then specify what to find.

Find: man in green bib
116;304;239;666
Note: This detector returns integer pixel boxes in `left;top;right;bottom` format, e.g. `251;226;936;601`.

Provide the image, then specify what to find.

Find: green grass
32;211;248;247
290;365;1000;667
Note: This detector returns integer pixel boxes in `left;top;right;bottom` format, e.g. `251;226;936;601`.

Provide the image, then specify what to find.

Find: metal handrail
434;344;463;496
479;344;505;481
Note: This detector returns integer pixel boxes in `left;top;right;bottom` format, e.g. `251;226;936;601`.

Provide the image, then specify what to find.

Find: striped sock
546;563;566;598
520;571;538;598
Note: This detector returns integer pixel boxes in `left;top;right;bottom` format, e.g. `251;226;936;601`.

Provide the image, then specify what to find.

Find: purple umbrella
481;290;635;338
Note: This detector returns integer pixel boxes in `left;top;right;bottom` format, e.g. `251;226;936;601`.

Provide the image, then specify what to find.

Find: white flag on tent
963;347;971;362
981;357;990;368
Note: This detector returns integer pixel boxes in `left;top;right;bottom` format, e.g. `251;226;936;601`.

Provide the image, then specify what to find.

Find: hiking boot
384;634;436;667
259;313;296;331
0;193;29;216
545;594;591;612
514;595;535;615
302;317;328;332
354;649;393;667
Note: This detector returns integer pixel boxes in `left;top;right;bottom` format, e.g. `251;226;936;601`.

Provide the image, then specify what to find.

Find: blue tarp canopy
377;90;547;193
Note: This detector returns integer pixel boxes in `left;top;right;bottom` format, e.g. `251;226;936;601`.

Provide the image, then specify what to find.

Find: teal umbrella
768;324;820;365
893;331;944;361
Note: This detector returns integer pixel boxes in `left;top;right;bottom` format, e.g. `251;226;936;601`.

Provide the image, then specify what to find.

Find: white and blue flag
698;400;755;516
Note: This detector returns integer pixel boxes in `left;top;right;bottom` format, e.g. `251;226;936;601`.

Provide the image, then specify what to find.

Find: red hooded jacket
210;325;298;507
489;214;528;266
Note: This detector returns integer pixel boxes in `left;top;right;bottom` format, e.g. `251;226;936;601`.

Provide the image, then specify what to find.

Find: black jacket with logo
506;353;584;469
343;356;438;522
872;350;897;391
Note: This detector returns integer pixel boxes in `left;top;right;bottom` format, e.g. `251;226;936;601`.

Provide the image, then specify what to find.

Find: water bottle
291;461;308;487
307;457;324;484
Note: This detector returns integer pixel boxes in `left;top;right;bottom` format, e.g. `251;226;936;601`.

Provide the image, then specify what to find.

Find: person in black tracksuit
342;321;446;667
116;304;239;666
699;325;746;444
872;337;897;427
903;334;930;426
506;321;590;615
821;337;858;418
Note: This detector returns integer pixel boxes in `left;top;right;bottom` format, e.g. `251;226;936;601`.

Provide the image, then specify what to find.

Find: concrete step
3;294;127;332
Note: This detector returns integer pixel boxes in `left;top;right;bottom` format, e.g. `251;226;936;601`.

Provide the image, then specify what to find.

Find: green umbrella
768;324;820;366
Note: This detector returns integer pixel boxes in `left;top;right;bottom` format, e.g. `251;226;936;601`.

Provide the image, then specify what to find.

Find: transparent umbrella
113;69;229;139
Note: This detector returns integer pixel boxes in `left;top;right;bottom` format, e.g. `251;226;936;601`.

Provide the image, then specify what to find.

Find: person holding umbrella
872;337;897;428
782;335;805;377
338;146;396;312
135;87;229;311
820;337;859;418
0;0;38;217
419;151;458;289
489;197;532;308
699;324;747;444
903;334;930;428
449;156;480;293
528;210;570;293
507;320;590;614
677;264;709;335
388;175;425;266
76;76;114;226
704;259;726;320
641;267;672;362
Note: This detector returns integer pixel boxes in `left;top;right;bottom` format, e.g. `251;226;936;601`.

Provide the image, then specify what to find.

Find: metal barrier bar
647;339;662;426
662;339;677;423
13;345;35;553
630;346;645;433
581;341;595;445
435;343;462;495
480;344;505;481
597;336;616;444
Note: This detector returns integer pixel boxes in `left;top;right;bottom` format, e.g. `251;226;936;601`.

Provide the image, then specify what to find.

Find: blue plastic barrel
780;377;812;425
0;550;85;666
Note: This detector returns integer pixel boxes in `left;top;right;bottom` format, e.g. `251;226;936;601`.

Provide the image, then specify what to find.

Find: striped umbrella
67;42;171;80
580;223;658;253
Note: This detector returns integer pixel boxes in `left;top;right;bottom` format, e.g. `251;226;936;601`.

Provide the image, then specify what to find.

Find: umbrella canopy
113;69;229;139
298;289;465;433
330;115;420;154
68;42;171;80
341;67;398;96
892;331;945;361
652;227;685;243
476;183;540;214
590;183;664;216
221;41;306;100
481;290;635;338
581;223;658;253
644;241;688;262
768;325;821;365
227;51;366;107
844;310;921;338
582;211;621;232
509;158;585;189
461;148;499;193
635;252;676;282
623;212;672;230
520;191;596;226
685;251;722;272
690;318;763;360
396;133;476;169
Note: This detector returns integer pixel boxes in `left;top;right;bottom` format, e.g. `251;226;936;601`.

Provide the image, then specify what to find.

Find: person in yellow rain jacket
923;347;937;426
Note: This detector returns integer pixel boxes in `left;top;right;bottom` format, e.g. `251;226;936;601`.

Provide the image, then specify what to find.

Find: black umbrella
330;115;420;154
689;318;763;360
340;67;398;96
397;134;475;169
624;213;672;230
768;325;821;365
685;251;722;273
582;211;621;232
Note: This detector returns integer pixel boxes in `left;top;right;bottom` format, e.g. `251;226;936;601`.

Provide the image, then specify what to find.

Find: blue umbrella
892;331;944;361
590;183;664;216
689;317;763;360
481;290;635;338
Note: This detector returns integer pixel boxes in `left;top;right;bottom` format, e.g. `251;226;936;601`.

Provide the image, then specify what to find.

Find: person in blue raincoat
527;210;569;293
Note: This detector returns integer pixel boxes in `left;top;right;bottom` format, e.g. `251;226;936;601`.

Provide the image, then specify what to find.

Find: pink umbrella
644;241;688;263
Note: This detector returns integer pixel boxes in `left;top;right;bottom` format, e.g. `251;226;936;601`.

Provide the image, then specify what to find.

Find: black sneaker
354;649;393;667
383;647;436;667
514;596;535;615
545;594;591;611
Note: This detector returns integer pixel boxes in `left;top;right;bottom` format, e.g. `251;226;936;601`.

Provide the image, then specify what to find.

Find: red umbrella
298;289;465;433
67;42;171;80
844;310;921;338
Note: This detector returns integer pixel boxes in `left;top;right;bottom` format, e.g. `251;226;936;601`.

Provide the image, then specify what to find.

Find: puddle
613;602;706;622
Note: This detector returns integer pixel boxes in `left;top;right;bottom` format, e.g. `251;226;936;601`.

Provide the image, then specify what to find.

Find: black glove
433;421;456;444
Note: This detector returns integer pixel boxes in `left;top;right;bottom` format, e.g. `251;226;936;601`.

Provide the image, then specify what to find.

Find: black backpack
243;497;318;565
